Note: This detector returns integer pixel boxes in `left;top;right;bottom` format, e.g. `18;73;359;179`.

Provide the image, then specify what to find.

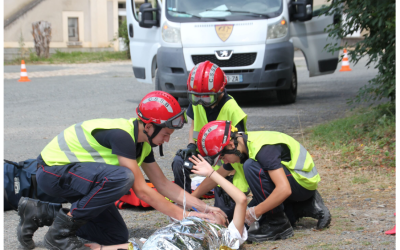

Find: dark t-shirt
186;90;245;132
39;120;155;165
223;134;291;171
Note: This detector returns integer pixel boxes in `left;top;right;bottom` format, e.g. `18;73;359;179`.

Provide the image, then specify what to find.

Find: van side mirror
138;3;160;28
291;0;313;22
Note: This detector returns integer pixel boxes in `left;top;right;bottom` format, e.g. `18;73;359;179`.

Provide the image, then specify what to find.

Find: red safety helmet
187;61;228;106
197;120;232;158
136;91;186;129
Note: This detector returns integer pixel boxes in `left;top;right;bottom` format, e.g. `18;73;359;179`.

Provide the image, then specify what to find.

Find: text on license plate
227;75;243;83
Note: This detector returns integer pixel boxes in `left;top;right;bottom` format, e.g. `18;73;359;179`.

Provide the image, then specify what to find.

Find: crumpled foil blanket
128;216;240;250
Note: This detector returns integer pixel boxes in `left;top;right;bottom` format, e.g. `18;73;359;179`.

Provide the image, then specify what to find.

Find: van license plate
227;75;243;83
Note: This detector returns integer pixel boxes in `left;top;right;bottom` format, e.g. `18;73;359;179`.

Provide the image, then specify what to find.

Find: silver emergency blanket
129;216;240;250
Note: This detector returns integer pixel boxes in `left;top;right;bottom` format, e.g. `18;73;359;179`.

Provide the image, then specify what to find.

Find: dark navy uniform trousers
36;161;134;245
243;159;315;219
172;154;237;221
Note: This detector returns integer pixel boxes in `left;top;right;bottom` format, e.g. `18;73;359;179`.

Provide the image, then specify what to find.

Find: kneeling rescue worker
172;60;248;222
194;120;331;242
17;91;225;250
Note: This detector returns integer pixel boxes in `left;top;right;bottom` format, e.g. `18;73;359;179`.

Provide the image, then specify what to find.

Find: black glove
176;143;197;160
203;156;215;166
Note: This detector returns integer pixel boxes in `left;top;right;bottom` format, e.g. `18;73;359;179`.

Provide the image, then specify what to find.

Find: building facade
4;0;137;52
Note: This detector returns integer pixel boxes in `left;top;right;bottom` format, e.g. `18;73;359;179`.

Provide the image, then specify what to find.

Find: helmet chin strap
143;124;164;156
221;132;247;163
231;133;248;164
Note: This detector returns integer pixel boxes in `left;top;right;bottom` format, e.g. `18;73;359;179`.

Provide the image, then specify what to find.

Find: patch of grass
362;241;371;246
307;103;395;170
352;176;370;184
5;50;129;65
380;241;392;245
306;242;337;249
332;207;344;212
356;227;364;230
290;232;308;240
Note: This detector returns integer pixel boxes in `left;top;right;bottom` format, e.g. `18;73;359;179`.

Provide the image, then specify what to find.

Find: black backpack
4;159;67;211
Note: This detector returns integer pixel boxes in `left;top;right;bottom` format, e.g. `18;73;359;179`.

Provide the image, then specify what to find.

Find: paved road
4;51;378;249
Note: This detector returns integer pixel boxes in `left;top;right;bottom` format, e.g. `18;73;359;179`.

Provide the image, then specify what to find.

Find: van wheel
277;67;297;104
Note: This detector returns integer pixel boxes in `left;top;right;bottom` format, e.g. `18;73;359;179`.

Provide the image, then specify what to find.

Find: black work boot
44;208;89;250
247;211;294;242
294;190;331;229
17;197;62;249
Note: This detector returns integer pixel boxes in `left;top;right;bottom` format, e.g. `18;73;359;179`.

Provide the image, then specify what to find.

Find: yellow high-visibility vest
192;96;247;141
246;131;320;190
41;118;151;167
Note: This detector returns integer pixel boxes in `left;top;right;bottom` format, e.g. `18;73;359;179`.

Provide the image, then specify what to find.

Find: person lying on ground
84;154;248;250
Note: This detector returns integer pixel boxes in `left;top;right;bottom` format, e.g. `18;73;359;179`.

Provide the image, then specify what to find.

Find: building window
68;17;79;41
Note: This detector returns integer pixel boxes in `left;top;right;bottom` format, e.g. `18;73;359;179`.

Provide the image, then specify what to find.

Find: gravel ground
4;52;396;249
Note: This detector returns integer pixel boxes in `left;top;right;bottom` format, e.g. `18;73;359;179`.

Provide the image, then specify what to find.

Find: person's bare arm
190;155;247;235
188;120;195;144
253;168;292;217
142;161;227;217
118;156;191;220
191;166;230;198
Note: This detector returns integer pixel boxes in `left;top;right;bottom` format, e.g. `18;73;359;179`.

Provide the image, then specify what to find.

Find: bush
323;0;395;104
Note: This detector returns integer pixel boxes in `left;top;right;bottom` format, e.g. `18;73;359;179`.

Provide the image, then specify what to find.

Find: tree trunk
32;21;51;58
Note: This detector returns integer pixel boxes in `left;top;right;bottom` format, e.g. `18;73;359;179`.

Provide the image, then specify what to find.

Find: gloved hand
178;143;197;160
245;207;261;226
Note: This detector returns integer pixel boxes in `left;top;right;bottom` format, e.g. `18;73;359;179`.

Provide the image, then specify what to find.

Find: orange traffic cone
18;60;31;82
339;49;352;72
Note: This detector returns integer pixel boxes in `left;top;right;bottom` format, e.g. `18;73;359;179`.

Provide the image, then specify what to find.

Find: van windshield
165;0;283;22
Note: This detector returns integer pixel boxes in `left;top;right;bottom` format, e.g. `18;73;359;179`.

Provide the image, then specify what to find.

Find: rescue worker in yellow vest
171;61;248;222
17;91;225;250
193;120;331;242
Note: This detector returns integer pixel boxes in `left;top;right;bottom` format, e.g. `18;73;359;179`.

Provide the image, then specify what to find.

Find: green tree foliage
118;19;131;59
324;0;395;104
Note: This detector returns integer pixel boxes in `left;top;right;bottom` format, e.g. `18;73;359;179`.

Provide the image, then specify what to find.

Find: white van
126;0;340;104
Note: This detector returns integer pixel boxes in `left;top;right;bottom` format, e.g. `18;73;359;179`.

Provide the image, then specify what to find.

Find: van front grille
192;53;257;67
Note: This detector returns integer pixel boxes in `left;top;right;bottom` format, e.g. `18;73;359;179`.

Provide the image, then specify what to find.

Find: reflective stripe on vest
192;96;247;141
294;144;318;179
74;122;106;163
58;130;79;163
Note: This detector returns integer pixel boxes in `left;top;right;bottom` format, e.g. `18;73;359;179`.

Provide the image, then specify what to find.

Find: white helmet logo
142;97;173;113
208;64;219;90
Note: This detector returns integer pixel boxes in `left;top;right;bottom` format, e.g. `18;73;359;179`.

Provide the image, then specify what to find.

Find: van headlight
267;17;288;40
162;22;181;43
